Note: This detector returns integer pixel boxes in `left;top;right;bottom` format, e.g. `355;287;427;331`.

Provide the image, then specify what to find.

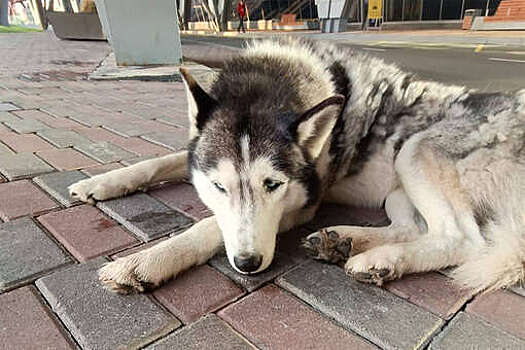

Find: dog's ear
290;95;345;159
180;68;218;137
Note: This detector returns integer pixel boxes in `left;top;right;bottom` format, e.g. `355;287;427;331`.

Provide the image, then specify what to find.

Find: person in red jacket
237;0;247;33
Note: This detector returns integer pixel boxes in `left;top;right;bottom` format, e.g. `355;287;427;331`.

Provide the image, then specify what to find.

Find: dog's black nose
234;253;263;273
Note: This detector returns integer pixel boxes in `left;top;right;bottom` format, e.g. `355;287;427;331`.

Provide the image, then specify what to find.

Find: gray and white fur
69;37;525;294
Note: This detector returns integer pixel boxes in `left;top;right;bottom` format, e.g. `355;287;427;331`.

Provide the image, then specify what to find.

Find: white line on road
489;57;525;64
362;47;386;52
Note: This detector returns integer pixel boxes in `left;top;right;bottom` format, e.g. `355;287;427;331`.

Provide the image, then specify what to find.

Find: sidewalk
0;31;524;349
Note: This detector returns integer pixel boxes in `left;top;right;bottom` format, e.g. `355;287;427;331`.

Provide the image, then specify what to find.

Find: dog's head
181;68;343;274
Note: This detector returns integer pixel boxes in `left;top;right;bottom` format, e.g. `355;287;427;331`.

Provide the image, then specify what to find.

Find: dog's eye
213;182;226;193
264;179;282;192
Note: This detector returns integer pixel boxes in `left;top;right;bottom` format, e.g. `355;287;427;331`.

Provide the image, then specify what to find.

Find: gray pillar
0;0;9;26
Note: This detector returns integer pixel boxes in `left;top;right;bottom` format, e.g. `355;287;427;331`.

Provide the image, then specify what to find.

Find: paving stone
276;261;443;350
76;126;127;143
37;148;99;171
510;284;525;297
0;102;20;111
33;170;89;207
0;180;59;220
385;272;473;319
81;162;123;177
37;129;92;148
112;137;172;156
120;155;157;166
74;141;137;164
102;120;167;137
141;130;188;151
153;265;244;324
149;183;212;221
0;286;74;350
218;284;376;350
209;250;298;292
4;118;50;133
466;290;525;339
111;237;169;259
429;312;525;349
0;217;71;291
36;258;180;350
97;193;193;241
276;227;312;264
0;111;21;122
0;153;55;179
0;141;14;154
306;204;390;231
38;205;138;262
145;315;254;350
0;132;55;153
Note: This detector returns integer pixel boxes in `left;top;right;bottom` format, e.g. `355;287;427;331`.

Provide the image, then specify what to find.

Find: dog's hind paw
303;229;352;265
98;256;160;294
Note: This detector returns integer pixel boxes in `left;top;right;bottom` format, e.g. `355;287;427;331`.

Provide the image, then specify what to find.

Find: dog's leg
304;188;422;263
99;216;222;294
345;136;482;285
69;151;188;204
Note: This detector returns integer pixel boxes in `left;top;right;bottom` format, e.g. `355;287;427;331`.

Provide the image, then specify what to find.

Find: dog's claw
348;267;393;286
303;229;353;266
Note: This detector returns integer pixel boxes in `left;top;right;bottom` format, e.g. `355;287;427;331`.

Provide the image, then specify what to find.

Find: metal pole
401;0;404;20
439;0;442;19
420;0;423;20
485;0;490;16
0;0;8;26
460;0;465;18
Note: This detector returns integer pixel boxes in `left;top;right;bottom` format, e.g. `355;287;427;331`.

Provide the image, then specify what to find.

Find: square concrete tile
385;273;473;319
145;315;255;350
74;141;136;164
0;132;55;153
218;285;376;350
0;286;74;350
33;170;89;207
466;290;525;339
209;250;298;292
0;152;55;180
97;193;193;241
37;129;92;148
429;312;525;349
277;261;443;350
37;148;99;171
0;180;59;221
0;217;71;292
153;265;244;324
149;183;212;221
36;258;180;350
38;205;138;262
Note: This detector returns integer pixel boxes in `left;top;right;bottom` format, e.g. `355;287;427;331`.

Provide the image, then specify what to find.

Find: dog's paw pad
303;229;352;265
348;267;393;286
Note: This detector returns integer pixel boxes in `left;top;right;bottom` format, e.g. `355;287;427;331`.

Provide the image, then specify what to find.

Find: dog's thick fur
69;37;525;294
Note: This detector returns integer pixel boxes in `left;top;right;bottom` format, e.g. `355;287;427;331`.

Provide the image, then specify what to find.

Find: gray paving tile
120;155;157;166
145;314;254;350
33;170;89;207
102;122;151;137
75;141;136;164
305;204;390;231
429;312;525;350
36;258;180;350
0;102;20;111
97;193;193;241
209;250;299;292
0;217;71;292
4;118;50;133
510;284;525;297
276;261;443;350
0;111;21;123
141;131;187;151
37;129;92;148
0;152;55;180
0;142;14;155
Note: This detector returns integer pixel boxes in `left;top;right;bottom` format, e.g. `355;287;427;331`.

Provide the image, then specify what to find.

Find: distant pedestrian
237;0;247;33
361;0;368;30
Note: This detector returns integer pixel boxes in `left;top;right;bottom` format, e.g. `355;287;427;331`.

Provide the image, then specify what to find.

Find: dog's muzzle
234;253;263;273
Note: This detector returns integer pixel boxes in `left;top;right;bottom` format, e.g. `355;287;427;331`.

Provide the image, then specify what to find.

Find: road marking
505;51;525;55
489;57;525;64
474;44;484;53
362;47;386;52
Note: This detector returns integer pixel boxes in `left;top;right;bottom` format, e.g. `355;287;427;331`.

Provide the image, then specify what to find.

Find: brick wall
485;0;525;21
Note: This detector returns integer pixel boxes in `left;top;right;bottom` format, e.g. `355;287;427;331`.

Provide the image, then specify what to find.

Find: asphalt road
181;34;525;92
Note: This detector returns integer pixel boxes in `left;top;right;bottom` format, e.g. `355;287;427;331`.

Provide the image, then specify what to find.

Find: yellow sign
368;0;382;19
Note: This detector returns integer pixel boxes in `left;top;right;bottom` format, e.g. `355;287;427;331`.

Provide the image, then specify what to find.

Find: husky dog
69;37;525;294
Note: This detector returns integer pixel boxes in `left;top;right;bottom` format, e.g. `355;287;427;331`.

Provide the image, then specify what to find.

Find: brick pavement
0;31;524;349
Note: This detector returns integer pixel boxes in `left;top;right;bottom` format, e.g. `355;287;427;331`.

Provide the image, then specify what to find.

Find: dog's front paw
69;175;128;204
345;246;401;286
98;254;161;294
303;229;352;265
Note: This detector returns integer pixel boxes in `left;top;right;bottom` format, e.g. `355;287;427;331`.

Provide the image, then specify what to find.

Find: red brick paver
38;205;138;262
466;290;525;339
153;265;245;324
385;273;473;319
0;132;56;153
37;148;99;170
218;284;376;350
0;286;73;350
112;137;172;157
150;183;212;220
0;180;59;220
